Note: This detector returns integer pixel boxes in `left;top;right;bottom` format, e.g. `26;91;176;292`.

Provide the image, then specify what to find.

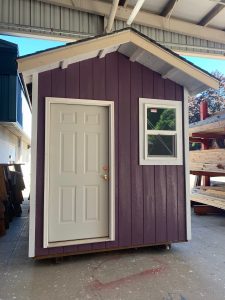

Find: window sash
139;98;183;165
145;103;178;132
145;133;177;159
146;130;176;135
146;105;177;131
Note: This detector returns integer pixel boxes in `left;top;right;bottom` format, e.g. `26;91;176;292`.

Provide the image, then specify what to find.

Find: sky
1;34;225;75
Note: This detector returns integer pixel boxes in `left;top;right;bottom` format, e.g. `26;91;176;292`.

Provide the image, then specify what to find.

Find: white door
48;103;109;243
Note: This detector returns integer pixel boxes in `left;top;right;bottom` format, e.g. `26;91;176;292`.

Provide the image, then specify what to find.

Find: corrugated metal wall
0;0;103;40
0;0;225;56
113;20;225;57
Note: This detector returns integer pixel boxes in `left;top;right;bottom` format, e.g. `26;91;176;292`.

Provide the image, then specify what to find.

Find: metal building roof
38;0;225;44
104;0;225;30
1;0;225;58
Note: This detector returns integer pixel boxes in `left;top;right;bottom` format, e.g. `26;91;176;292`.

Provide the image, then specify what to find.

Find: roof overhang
0;122;31;145
17;28;220;95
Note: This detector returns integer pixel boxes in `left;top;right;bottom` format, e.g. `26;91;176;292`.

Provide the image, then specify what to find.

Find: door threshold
46;237;112;248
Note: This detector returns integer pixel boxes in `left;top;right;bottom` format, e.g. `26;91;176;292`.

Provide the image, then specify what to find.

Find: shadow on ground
0;201;225;300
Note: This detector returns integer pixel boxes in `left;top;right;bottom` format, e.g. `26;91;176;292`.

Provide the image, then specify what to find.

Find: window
139;98;183;165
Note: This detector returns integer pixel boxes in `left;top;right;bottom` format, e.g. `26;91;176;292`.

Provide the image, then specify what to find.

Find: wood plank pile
189;104;225;210
191;185;225;211
0;164;25;236
190;149;225;176
189;112;225;136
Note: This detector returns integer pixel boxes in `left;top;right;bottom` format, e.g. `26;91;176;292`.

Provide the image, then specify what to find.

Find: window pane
147;135;176;157
147;108;176;130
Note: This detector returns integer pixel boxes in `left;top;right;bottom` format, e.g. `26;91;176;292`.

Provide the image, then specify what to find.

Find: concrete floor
1;202;225;300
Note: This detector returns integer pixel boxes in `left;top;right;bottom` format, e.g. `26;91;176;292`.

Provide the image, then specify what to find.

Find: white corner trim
43;97;115;248
28;73;38;258
184;88;191;241
139;98;183;166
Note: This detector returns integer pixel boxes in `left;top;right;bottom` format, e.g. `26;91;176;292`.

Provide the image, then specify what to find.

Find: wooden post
200;101;208;121
200;101;210;186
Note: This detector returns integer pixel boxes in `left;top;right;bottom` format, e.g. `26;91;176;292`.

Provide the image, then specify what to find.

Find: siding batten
118;54;131;247
155;166;167;243
142;67;156;244
154;74;167;243
130;62;144;246
105;53;119;249
164;79;179;242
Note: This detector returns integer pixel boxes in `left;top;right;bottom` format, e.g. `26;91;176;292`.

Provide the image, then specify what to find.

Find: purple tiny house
18;28;219;259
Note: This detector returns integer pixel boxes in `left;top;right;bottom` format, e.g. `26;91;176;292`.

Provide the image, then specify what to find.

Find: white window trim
139;98;183;165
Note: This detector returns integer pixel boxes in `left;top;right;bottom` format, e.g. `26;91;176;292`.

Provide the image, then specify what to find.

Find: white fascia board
18;28;219;94
17;30;130;73
130;32;220;91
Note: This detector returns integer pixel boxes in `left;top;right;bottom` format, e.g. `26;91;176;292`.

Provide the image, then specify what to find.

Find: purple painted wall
35;52;186;257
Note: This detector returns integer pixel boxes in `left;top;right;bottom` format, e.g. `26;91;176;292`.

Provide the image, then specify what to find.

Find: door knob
101;174;108;180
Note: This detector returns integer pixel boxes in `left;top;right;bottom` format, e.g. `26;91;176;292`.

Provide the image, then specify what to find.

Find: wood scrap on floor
191;186;225;211
193;205;224;215
0;164;25;237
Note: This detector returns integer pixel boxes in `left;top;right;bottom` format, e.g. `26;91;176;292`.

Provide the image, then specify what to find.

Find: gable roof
17;28;219;95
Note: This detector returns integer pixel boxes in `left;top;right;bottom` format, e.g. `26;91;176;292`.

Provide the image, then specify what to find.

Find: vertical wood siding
36;52;186;257
130;62;143;246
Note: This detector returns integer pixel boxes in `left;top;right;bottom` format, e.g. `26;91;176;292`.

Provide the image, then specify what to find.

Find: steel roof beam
105;0;120;33
38;0;225;44
160;0;178;17
198;4;224;26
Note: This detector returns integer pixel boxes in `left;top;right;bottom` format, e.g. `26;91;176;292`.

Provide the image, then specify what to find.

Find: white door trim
44;97;115;248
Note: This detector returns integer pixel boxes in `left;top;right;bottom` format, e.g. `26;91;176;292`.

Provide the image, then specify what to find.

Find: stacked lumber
189;112;225;136
0;166;8;235
190;149;225;176
189;104;225;211
0;201;5;236
191;186;225;210
0;164;25;236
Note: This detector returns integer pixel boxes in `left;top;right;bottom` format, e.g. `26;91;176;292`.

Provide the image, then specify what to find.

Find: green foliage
189;71;225;124
155;109;176;130
147;108;176;156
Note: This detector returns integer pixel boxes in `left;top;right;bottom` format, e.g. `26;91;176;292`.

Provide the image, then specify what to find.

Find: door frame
43;97;115;248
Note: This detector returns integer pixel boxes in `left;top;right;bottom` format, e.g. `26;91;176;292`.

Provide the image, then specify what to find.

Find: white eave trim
17;30;131;73
17;29;219;93
129;32;219;91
